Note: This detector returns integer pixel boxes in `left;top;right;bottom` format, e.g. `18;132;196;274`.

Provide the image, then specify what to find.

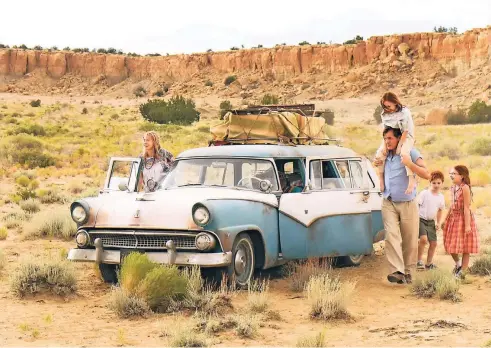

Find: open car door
278;156;373;260
103;157;142;192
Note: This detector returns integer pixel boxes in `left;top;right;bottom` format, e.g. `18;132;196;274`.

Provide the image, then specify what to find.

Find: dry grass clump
234;313;259;338
3;212;30;229
472;170;491;187
296;331;327;347
10;258;77;297
108;287;150;318
0;226;7;240
0;249;6;272
410;269;462;302
20;198;41;213
22;209;77;240
68;180;85;195
306;273;356;321
36;188;68;204
162;319;209;347
246;278;270;313
469;254;491;276
284;258;332;292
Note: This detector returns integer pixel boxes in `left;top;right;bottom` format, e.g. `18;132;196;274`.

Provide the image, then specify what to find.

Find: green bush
469;254;491;276
224;75;237;86
299;41;310;46
136;266;188;312
119;252;158;294
205;80;213;87
133;86;147;97
467;100;491;124
261;94;279;105
373;105;382;124
343;35;363;45
29;99;41;107
434;26;458;34
447;109;468;125
468;137;491;156
8;124;46;137
0;134;55;168
219;100;233;119
10;259;77;297
139;96;200;125
153;89;164;97
81;107;88;114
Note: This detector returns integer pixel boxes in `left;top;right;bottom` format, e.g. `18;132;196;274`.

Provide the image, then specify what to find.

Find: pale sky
1;0;490;55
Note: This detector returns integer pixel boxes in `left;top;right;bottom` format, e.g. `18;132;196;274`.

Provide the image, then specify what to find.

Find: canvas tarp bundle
210;111;330;145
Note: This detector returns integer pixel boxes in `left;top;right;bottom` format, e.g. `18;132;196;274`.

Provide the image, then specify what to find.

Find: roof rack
227;104;323;117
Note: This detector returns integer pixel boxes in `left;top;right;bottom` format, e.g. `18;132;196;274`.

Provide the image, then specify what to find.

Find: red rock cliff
0;27;489;83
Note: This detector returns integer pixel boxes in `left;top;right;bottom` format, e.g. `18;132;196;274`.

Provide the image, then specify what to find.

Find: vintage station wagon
67;143;385;287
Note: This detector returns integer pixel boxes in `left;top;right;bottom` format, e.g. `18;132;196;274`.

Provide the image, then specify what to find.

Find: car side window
335;160;351;188
309;160;345;190
349;161;364;189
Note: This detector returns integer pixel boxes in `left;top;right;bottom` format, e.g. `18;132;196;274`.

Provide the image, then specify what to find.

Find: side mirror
118;181;129;191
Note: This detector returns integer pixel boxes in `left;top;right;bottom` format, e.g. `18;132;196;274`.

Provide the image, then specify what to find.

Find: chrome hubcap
350;254;363;263
234;245;247;276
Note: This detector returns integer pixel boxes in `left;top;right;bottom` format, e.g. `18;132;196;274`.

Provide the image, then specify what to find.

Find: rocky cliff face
0;27;490;85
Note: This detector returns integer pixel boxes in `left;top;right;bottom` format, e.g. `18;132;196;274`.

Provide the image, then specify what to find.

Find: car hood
92;187;278;229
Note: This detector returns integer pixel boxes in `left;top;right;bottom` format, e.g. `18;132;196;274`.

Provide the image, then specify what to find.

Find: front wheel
228;234;255;288
98;263;119;284
334;254;364;267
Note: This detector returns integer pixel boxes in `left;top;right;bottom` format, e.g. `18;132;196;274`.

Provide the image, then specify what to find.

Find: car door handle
350;190;370;196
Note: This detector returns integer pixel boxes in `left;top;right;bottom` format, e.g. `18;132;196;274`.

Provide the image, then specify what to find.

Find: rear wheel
98;264;118;284
334;254;364;267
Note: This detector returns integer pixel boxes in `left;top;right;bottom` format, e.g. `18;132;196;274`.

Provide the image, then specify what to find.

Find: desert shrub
15;175;39;200
261;93;279;105
0;249;6;272
219;100;233;119
36;188;68;204
306;273;355;320
23;210;77;240
410;268;461;302
321;110;335;126
469;254;491;276
0;227;7;240
343;35;363;45
139;96;199;125
29;99;41;107
234;314;259;338
247;279;269;313
9;124;46;136
2;212;30;229
81;107;88;114
153;89;164;97
436;141;461;160
20;199;41;213
296;331;327;347
467;100;491;124
468;137;491;156
0;134;55;168
136;266;188;312
68;180;85;195
373;105;382;124
299;41;310;46
109;287;150;318
119;252;158;294
205;80;213;87
10;258;77;297
224;75;237;86
133;86;147;97
434;26;458;34
284;258;332;292
473;170;491;187
165;320;209;347
447;109;468;125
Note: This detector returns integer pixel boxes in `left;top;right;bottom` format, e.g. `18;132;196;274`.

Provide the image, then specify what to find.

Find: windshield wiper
176;183;203;187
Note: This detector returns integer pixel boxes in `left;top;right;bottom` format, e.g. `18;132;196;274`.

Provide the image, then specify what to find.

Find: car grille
88;230;197;250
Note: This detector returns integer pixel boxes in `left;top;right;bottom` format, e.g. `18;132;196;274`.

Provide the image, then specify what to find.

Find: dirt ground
1;215;490;347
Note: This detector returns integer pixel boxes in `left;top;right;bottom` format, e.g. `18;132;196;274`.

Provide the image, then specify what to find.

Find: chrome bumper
67;248;232;267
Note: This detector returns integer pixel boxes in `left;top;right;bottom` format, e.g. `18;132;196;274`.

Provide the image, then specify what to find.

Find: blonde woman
138;131;174;192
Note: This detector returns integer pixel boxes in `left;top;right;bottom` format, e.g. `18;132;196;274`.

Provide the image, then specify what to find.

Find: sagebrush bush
109;287;150;318
165;320;209;347
447;109;468;125
224;75;237;86
139;96;200;125
205;80;213;87
306;273;355;320
0;134;55;168
296;331;327;347
219;100;233;119
20;199;41;213
0;227;7;240
234;314;259;338
136;266;188;312
261;93;279;105
467;100;491;124
29;99;41;107
469;254;491;276
8;124;46;137
410;268;461;302
468;137;491;156
36;188;68;204
284;259;332;292
23;210;77;240
119;252;158;294
133;86;147;97
373;105;382;124
10;259;77;297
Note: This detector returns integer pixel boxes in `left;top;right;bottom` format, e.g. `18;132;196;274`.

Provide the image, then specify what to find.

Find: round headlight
75;230;90;247
72;205;87;223
195;232;216;251
193;206;210;226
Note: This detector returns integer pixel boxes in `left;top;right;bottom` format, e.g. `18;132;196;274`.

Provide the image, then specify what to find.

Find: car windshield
161;158;279;192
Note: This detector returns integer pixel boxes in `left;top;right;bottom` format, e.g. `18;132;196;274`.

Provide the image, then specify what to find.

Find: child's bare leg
376;141;387;192
427;241;437;265
461;253;470;271
418;235;427;263
400;137;416;194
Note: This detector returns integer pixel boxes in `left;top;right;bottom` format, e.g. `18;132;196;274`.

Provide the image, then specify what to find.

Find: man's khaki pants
382;198;419;275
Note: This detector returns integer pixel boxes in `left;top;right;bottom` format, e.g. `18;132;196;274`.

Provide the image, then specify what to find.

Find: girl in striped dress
443;165;479;279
